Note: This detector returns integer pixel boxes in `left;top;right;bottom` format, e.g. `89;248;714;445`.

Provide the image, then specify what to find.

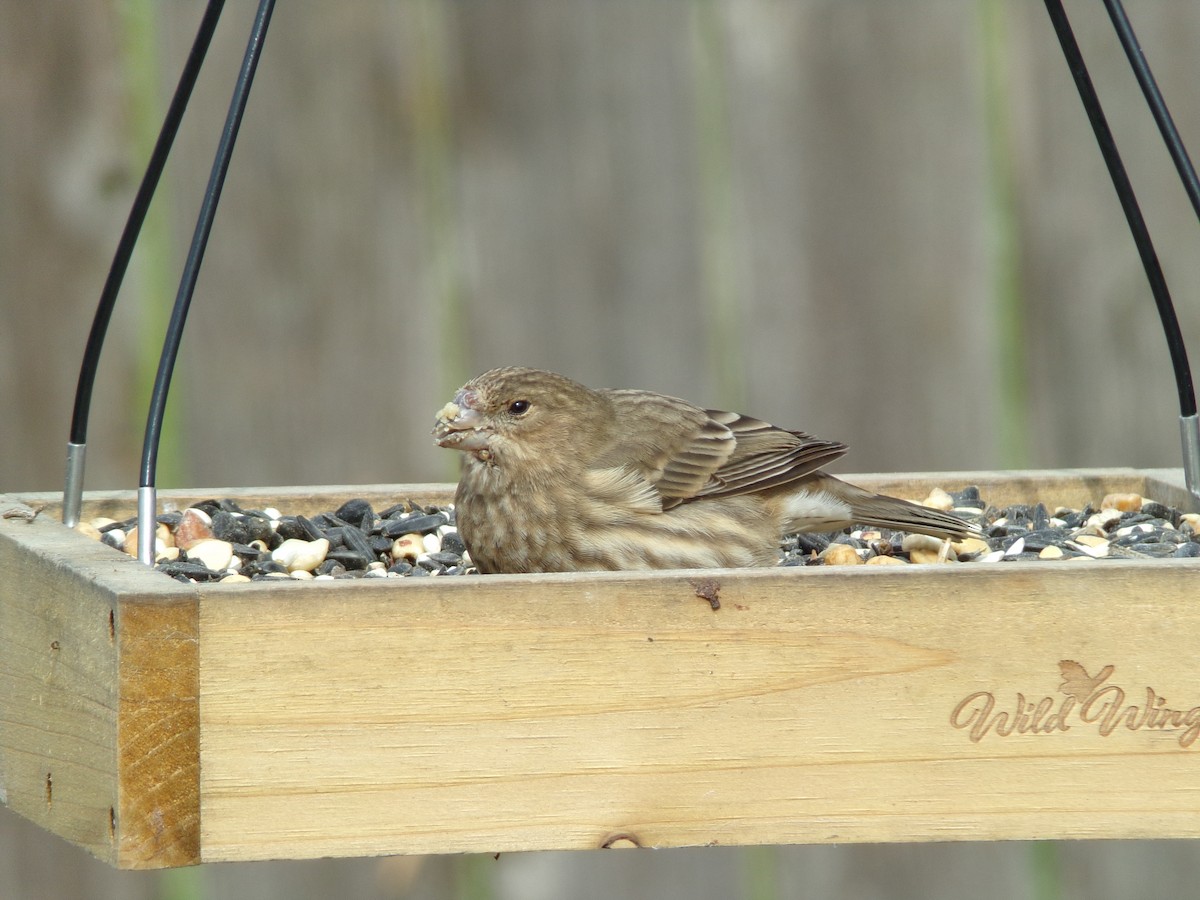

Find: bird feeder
3;0;1200;871
4;468;1199;868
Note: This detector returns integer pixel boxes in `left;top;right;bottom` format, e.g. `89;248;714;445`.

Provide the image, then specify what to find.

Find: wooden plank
0;505;200;868
114;591;199;868
1;509;121;863
5;470;1199;867
197;553;1200;861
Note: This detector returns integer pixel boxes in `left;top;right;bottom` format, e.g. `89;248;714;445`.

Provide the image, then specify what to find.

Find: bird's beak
432;391;491;451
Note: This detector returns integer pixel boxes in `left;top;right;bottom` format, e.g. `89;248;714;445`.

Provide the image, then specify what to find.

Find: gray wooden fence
3;1;1199;897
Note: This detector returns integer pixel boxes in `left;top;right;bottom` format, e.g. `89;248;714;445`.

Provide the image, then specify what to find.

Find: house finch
433;367;975;574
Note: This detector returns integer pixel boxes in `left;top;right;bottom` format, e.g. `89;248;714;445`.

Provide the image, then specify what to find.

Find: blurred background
3;0;1199;897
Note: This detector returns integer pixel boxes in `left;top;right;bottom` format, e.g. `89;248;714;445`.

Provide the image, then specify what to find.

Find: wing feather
688;412;848;500
601;391;848;508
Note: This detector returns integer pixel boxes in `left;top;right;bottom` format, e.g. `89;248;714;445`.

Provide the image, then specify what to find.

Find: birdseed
77;485;1199;583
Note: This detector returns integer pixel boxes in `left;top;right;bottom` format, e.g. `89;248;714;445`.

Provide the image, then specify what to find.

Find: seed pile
72;485;1199;584
781;485;1199;567
76;497;467;583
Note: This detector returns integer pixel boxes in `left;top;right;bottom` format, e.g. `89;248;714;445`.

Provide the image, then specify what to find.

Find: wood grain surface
3;469;1197;868
196;556;1200;861
0;507;199;867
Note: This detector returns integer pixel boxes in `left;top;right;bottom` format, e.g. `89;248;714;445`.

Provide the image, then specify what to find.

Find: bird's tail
791;474;980;540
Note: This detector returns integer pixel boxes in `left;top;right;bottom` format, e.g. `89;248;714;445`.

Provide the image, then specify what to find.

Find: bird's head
432;367;606;467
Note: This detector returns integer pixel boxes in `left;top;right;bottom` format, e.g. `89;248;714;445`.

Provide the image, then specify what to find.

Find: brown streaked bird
432;367;976;574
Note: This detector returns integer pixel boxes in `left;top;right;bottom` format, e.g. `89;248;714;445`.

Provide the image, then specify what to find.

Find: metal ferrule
1182;414;1200;510
62;442;87;527
137;486;157;566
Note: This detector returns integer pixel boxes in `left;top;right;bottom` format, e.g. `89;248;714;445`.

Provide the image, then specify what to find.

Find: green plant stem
120;0;186;486
158;867;202;900
454;853;495;900
743;844;779;900
980;0;1031;468
692;0;745;411
1032;840;1063;900
406;0;468;480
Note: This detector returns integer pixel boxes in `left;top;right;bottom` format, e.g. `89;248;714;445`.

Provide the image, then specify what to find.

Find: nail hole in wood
50;640;60;651
601;832;642;849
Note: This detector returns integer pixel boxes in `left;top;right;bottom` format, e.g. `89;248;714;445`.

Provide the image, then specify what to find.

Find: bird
432;366;976;574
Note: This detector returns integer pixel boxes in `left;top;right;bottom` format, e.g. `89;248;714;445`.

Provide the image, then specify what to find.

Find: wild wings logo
950;661;1200;748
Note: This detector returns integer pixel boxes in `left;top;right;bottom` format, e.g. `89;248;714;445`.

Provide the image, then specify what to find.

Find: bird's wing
650;414;740;501
601;391;848;508
681;410;849;504
597;390;736;502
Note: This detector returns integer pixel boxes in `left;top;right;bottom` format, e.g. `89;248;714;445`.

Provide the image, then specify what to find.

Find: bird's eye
508;399;531;416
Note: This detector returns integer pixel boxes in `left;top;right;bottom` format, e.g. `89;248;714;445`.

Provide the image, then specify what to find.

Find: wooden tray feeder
2;468;1198;869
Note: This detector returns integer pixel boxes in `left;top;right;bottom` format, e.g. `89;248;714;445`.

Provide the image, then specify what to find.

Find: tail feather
792;474;979;540
845;497;978;539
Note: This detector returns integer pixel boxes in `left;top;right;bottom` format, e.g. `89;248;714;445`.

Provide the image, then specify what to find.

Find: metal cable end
137;486;157;566
1181;414;1200;510
62;442;87;527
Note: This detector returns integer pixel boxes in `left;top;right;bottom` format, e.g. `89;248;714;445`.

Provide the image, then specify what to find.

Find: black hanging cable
1041;0;1199;503
137;0;277;564
1041;0;1194;417
1099;0;1200;500
62;0;226;527
1103;0;1200;225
